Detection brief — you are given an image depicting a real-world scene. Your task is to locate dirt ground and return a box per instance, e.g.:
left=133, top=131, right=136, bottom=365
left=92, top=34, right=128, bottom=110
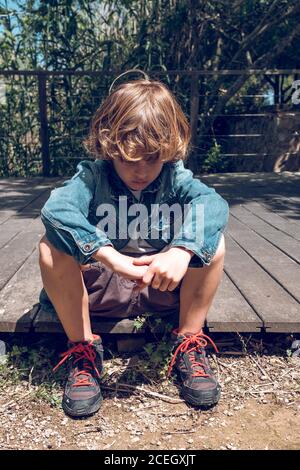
left=0, top=332, right=299, bottom=451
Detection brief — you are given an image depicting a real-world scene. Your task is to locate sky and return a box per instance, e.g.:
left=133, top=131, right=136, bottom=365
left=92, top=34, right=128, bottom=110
left=0, top=0, right=23, bottom=33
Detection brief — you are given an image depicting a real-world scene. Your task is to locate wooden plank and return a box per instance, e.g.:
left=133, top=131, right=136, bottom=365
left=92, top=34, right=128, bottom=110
left=33, top=302, right=180, bottom=334
left=0, top=179, right=46, bottom=211
left=1, top=172, right=300, bottom=335
left=261, top=196, right=300, bottom=227
left=206, top=271, right=262, bottom=332
left=227, top=215, right=300, bottom=302
left=0, top=177, right=45, bottom=189
left=202, top=181, right=300, bottom=230
left=238, top=201, right=300, bottom=242
left=0, top=219, right=26, bottom=249
left=33, top=308, right=147, bottom=334
left=0, top=248, right=41, bottom=332
left=0, top=188, right=57, bottom=249
left=201, top=171, right=300, bottom=190
left=229, top=205, right=300, bottom=264
left=0, top=217, right=44, bottom=290
left=9, top=185, right=58, bottom=219
left=0, top=177, right=64, bottom=190
left=0, top=210, right=16, bottom=225
left=201, top=173, right=300, bottom=210
left=0, top=177, right=62, bottom=212
left=224, top=233, right=300, bottom=332
left=0, top=180, right=63, bottom=229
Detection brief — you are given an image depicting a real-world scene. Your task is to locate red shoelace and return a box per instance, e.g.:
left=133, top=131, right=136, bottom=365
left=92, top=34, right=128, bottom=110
left=167, top=330, right=219, bottom=378
left=53, top=341, right=101, bottom=387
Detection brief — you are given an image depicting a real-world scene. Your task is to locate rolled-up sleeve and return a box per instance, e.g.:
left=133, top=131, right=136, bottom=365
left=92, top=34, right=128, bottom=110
left=40, top=160, right=113, bottom=265
left=169, top=162, right=229, bottom=266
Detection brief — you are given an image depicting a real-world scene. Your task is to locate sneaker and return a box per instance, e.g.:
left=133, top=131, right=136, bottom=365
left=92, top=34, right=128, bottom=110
left=168, top=329, right=221, bottom=407
left=53, top=334, right=104, bottom=417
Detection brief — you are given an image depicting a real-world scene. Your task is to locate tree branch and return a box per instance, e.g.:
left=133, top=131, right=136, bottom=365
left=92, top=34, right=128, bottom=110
left=228, top=1, right=300, bottom=69
left=206, top=21, right=300, bottom=131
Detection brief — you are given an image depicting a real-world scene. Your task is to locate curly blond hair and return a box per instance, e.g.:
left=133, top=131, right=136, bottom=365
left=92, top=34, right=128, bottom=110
left=83, top=76, right=191, bottom=162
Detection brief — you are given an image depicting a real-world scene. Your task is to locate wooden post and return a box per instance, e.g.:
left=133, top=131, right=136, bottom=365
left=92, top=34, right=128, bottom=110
left=189, top=71, right=200, bottom=173
left=38, top=73, right=50, bottom=176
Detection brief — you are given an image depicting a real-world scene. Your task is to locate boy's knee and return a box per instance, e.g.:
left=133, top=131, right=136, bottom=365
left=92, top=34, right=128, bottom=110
left=38, top=234, right=70, bottom=266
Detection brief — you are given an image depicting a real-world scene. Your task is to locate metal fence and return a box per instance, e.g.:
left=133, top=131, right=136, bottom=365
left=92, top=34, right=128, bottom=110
left=0, top=68, right=300, bottom=176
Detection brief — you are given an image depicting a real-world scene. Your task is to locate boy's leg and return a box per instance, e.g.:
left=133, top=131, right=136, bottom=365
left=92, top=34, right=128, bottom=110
left=179, top=233, right=225, bottom=333
left=168, top=234, right=225, bottom=407
left=39, top=235, right=103, bottom=417
left=39, top=235, right=94, bottom=342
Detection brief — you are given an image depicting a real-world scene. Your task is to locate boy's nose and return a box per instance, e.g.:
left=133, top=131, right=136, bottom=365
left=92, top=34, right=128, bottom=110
left=135, top=168, right=147, bottom=176
left=135, top=163, right=147, bottom=177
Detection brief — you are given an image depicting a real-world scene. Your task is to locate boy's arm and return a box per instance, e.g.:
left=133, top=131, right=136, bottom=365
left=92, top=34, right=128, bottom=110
left=169, top=161, right=229, bottom=266
left=40, top=160, right=113, bottom=265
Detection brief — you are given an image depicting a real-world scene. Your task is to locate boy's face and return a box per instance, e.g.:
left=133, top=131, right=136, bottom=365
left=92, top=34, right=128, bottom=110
left=112, top=157, right=164, bottom=191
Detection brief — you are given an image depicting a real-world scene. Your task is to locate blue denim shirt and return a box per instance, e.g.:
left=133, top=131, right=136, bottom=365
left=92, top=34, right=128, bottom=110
left=40, top=159, right=229, bottom=267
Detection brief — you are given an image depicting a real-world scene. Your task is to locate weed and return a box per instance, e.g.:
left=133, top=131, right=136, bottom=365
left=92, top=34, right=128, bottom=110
left=236, top=333, right=251, bottom=354
left=133, top=314, right=150, bottom=331
left=34, top=384, right=61, bottom=408
left=0, top=314, right=178, bottom=405
left=201, top=138, right=232, bottom=173
left=135, top=314, right=176, bottom=381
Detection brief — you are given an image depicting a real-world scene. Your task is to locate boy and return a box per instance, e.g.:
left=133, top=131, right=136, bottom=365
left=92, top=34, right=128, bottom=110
left=38, top=73, right=229, bottom=417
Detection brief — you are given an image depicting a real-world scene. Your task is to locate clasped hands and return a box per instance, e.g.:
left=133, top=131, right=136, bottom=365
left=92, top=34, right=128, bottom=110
left=94, top=246, right=193, bottom=292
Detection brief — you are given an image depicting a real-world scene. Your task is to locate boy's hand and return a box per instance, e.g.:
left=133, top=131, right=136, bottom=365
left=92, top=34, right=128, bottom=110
left=92, top=246, right=148, bottom=280
left=132, top=247, right=193, bottom=291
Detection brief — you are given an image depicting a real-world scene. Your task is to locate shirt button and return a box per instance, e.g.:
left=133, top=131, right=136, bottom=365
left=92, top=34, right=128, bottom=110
left=83, top=243, right=92, bottom=251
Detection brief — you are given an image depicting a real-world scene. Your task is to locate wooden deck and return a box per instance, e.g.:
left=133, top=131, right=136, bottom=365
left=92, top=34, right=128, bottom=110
left=0, top=172, right=300, bottom=335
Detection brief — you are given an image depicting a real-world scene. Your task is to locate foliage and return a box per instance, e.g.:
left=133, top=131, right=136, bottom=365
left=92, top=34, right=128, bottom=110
left=133, top=313, right=151, bottom=331
left=0, top=321, right=177, bottom=407
left=138, top=313, right=175, bottom=380
left=201, top=138, right=232, bottom=173
left=1, top=0, right=300, bottom=175
left=0, top=334, right=66, bottom=408
left=120, top=312, right=177, bottom=382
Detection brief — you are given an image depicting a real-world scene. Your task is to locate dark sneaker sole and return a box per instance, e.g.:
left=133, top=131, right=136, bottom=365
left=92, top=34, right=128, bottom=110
left=62, top=396, right=103, bottom=418
left=181, top=387, right=221, bottom=407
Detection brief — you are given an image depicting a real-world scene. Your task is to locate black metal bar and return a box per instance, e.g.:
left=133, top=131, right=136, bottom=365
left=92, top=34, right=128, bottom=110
left=188, top=71, right=200, bottom=172
left=38, top=74, right=50, bottom=176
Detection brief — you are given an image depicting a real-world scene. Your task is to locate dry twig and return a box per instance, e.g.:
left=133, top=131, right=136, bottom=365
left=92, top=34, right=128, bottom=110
left=249, top=355, right=272, bottom=380
left=102, top=383, right=185, bottom=404
left=0, top=390, right=34, bottom=412
left=164, top=429, right=196, bottom=435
